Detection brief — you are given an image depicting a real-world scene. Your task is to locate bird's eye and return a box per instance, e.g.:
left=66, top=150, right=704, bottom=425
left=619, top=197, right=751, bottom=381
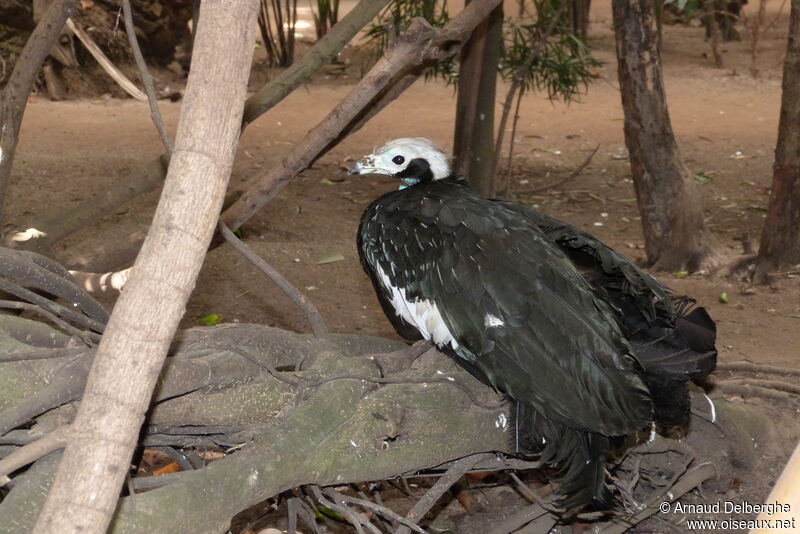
left=392, top=155, right=405, bottom=165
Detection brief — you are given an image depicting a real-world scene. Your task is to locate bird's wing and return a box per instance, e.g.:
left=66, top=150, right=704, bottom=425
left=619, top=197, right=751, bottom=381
left=374, top=188, right=653, bottom=436
left=498, top=201, right=676, bottom=325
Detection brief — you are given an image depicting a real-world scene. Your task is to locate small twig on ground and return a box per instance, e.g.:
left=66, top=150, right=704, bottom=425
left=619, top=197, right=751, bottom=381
left=0, top=425, right=70, bottom=486
left=514, top=144, right=601, bottom=195
left=396, top=453, right=494, bottom=534
left=288, top=496, right=322, bottom=534
left=310, top=485, right=377, bottom=534
left=218, top=221, right=327, bottom=336
left=509, top=472, right=556, bottom=511
left=322, top=487, right=426, bottom=533
left=121, top=0, right=173, bottom=154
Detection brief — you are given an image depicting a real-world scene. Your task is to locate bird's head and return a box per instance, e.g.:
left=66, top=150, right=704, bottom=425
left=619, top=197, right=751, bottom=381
left=348, top=138, right=452, bottom=187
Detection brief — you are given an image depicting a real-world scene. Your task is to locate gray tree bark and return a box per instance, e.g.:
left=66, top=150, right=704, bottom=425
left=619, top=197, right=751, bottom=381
left=754, top=0, right=800, bottom=282
left=612, top=0, right=715, bottom=271
left=31, top=1, right=260, bottom=532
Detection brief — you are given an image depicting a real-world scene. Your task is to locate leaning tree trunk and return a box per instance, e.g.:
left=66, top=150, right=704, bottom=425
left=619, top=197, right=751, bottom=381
left=453, top=0, right=503, bottom=197
left=31, top=2, right=259, bottom=533
left=754, top=0, right=800, bottom=283
left=0, top=0, right=76, bottom=225
left=612, top=0, right=714, bottom=271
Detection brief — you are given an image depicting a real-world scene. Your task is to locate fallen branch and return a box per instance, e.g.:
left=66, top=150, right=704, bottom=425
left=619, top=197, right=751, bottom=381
left=0, top=278, right=105, bottom=334
left=321, top=487, right=427, bottom=534
left=312, top=485, right=379, bottom=534
left=714, top=382, right=798, bottom=401
left=218, top=221, right=327, bottom=335
left=221, top=0, right=504, bottom=231
left=122, top=0, right=174, bottom=154
left=65, top=18, right=146, bottom=101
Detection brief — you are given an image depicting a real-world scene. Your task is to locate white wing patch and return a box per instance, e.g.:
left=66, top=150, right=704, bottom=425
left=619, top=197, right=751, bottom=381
left=484, top=314, right=504, bottom=328
left=375, top=264, right=459, bottom=350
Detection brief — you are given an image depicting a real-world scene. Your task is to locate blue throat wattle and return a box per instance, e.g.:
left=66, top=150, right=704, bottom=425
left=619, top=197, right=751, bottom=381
left=399, top=177, right=420, bottom=190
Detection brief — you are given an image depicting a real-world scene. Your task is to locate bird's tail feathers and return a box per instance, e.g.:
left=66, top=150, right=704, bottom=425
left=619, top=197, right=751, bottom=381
left=512, top=402, right=618, bottom=514
left=632, top=305, right=717, bottom=429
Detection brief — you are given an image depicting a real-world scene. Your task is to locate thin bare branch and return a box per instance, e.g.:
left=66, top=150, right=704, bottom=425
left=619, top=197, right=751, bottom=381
left=218, top=222, right=327, bottom=336
left=122, top=0, right=174, bottom=154
left=492, top=2, right=568, bottom=181
left=396, top=453, right=494, bottom=534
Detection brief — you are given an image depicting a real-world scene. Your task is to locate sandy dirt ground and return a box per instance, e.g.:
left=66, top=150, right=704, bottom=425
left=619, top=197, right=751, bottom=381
left=4, top=1, right=800, bottom=531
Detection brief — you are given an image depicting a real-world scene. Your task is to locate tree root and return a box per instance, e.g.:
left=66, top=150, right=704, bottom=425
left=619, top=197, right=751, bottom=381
left=716, top=361, right=800, bottom=377
left=0, top=318, right=778, bottom=534
left=0, top=426, right=69, bottom=486
left=0, top=247, right=108, bottom=327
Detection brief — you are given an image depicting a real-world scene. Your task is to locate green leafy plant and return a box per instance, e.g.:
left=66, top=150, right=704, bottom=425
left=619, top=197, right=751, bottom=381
left=363, top=0, right=455, bottom=81
left=313, top=0, right=341, bottom=40
left=498, top=16, right=600, bottom=101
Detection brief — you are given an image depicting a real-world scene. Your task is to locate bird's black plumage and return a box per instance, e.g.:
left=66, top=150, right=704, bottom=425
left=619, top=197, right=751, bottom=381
left=353, top=140, right=717, bottom=512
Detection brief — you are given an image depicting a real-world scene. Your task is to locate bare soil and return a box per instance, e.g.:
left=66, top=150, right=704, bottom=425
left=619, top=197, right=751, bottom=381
left=5, top=0, right=800, bottom=531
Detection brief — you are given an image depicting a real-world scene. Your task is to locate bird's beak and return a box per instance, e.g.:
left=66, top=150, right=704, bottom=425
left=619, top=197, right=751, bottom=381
left=348, top=154, right=389, bottom=176
left=348, top=161, right=365, bottom=175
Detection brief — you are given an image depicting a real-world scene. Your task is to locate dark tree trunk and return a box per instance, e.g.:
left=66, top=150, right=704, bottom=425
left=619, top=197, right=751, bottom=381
left=754, top=0, right=800, bottom=282
left=569, top=0, right=591, bottom=41
left=453, top=1, right=503, bottom=197
left=612, top=0, right=714, bottom=271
